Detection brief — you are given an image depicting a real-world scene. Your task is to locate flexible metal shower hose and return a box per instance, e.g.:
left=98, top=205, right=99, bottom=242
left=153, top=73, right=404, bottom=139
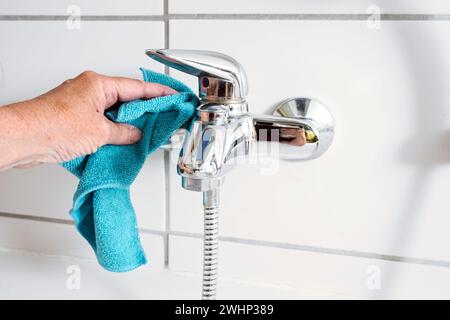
left=202, top=189, right=219, bottom=300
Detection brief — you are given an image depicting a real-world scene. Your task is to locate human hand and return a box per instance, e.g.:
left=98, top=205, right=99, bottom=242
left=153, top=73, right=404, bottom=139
left=0, top=71, right=177, bottom=170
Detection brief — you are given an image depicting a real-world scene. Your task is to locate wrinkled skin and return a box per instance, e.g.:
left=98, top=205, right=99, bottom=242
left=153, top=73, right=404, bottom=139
left=0, top=71, right=177, bottom=171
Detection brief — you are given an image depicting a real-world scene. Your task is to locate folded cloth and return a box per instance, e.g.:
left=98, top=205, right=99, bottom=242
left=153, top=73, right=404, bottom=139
left=61, top=68, right=198, bottom=272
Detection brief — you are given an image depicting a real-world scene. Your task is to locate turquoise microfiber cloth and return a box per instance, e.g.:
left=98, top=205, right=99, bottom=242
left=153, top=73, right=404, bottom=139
left=61, top=68, right=198, bottom=272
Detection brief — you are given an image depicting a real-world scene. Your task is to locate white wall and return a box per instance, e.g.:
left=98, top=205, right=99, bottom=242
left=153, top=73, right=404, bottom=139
left=1, top=0, right=450, bottom=299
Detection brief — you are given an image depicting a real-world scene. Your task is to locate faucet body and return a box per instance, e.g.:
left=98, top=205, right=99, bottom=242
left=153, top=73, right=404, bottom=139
left=178, top=104, right=255, bottom=191
left=146, top=49, right=334, bottom=192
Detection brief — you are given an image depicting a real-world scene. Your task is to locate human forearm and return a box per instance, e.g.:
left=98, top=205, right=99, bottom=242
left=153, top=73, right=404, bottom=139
left=0, top=99, right=48, bottom=170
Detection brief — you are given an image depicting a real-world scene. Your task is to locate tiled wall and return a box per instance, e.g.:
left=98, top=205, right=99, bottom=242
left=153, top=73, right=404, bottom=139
left=1, top=1, right=450, bottom=299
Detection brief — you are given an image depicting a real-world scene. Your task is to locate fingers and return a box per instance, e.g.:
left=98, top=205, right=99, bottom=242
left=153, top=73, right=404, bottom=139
left=102, top=75, right=178, bottom=108
left=104, top=119, right=142, bottom=145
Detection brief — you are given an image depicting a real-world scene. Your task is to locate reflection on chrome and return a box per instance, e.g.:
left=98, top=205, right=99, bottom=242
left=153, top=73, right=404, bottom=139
left=147, top=49, right=334, bottom=191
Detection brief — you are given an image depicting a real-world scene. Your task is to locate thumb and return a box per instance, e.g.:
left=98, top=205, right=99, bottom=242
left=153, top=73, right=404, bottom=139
left=105, top=120, right=142, bottom=145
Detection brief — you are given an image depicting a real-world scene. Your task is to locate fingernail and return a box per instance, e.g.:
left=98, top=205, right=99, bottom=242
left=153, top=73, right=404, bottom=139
left=129, top=126, right=142, bottom=143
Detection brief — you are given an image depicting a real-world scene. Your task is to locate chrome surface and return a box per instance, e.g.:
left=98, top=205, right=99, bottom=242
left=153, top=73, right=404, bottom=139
left=254, top=98, right=334, bottom=160
left=147, top=49, right=335, bottom=190
left=145, top=49, right=248, bottom=110
left=147, top=49, right=335, bottom=300
left=202, top=189, right=219, bottom=300
left=177, top=112, right=255, bottom=191
left=197, top=103, right=229, bottom=125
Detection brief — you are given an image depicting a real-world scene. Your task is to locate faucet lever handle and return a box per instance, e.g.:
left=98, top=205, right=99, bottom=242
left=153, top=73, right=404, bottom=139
left=145, top=49, right=248, bottom=103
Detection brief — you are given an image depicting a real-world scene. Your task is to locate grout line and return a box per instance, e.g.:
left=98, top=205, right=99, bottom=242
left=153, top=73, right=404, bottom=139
left=218, top=236, right=450, bottom=269
left=3, top=212, right=450, bottom=269
left=1, top=14, right=450, bottom=21
left=163, top=151, right=171, bottom=267
left=3, top=210, right=450, bottom=269
left=0, top=211, right=167, bottom=236
left=0, top=246, right=97, bottom=264
left=167, top=230, right=450, bottom=269
left=163, top=0, right=170, bottom=74
left=162, top=0, right=170, bottom=267
left=140, top=228, right=166, bottom=237
left=164, top=234, right=170, bottom=267
left=0, top=15, right=164, bottom=21
left=0, top=211, right=73, bottom=225
left=168, top=13, right=450, bottom=21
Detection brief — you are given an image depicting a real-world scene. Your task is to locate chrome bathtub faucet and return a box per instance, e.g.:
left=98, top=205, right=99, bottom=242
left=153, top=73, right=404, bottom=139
left=146, top=49, right=335, bottom=299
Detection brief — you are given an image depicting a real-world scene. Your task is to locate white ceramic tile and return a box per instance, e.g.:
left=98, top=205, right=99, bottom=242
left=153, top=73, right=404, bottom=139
left=0, top=21, right=164, bottom=105
left=0, top=164, right=77, bottom=218
left=170, top=0, right=450, bottom=14
left=0, top=216, right=165, bottom=269
left=0, top=154, right=166, bottom=230
left=0, top=216, right=94, bottom=259
left=169, top=20, right=450, bottom=262
left=0, top=249, right=339, bottom=299
left=169, top=235, right=450, bottom=299
left=0, top=20, right=166, bottom=229
left=131, top=150, right=167, bottom=230
left=0, top=0, right=162, bottom=15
